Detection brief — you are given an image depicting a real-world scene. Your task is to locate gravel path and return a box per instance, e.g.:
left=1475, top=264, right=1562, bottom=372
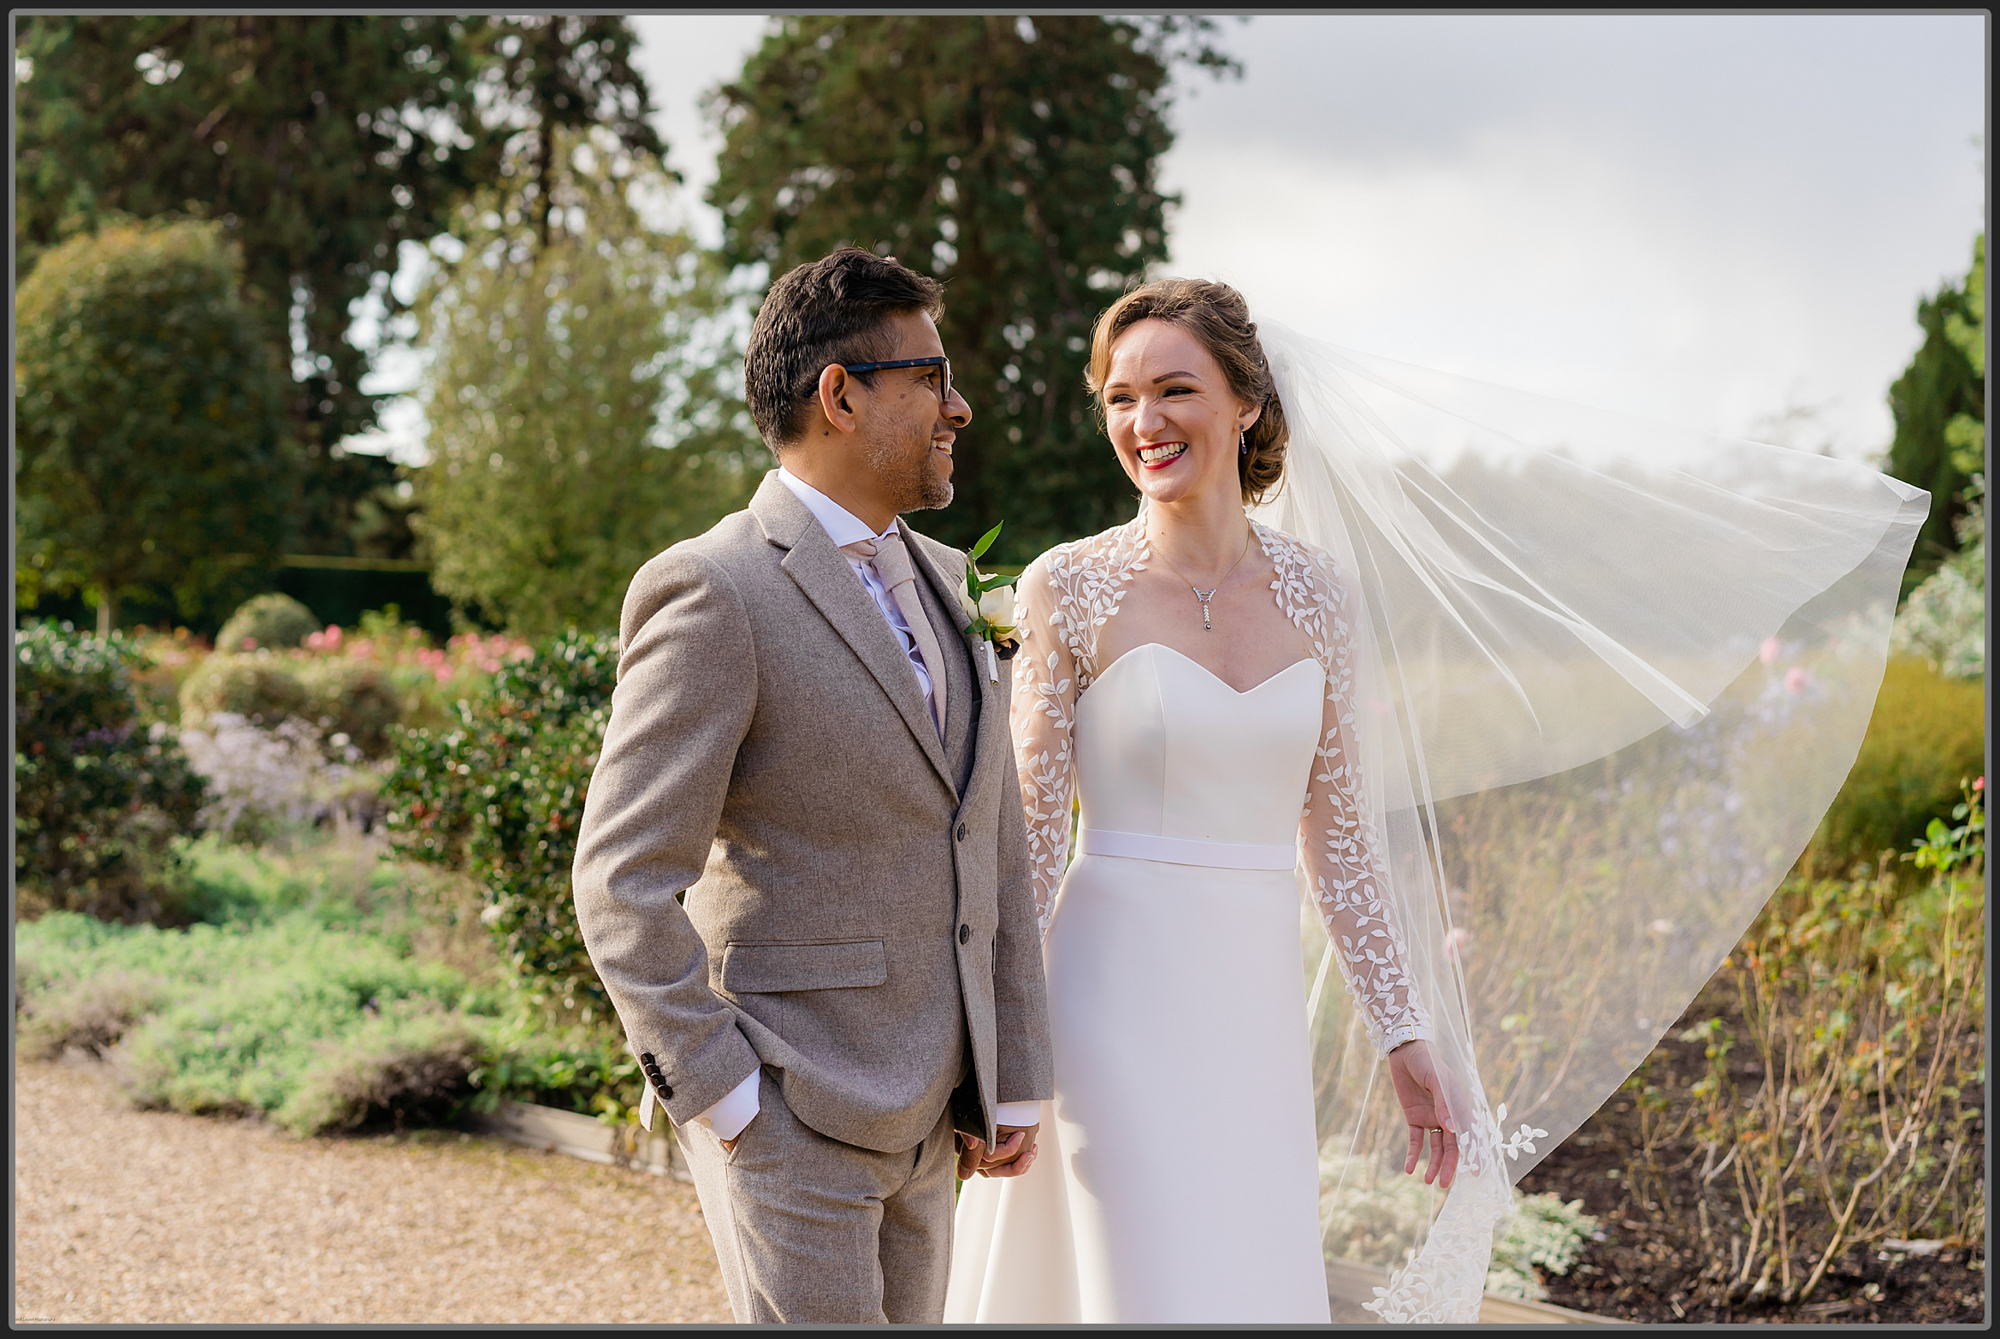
left=13, top=1057, right=729, bottom=1325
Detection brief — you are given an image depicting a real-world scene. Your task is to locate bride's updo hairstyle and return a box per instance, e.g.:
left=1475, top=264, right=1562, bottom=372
left=1085, top=278, right=1289, bottom=505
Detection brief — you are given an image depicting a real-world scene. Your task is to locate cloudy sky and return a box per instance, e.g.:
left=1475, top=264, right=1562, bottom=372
left=369, top=14, right=1983, bottom=464
left=638, top=13, right=1985, bottom=460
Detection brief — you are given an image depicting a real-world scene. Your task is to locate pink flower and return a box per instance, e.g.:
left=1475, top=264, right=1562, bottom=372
left=240, top=636, right=258, bottom=650
left=1445, top=926, right=1471, bottom=961
left=1976, top=777, right=1986, bottom=792
left=1760, top=636, right=1781, bottom=667
left=1784, top=666, right=1809, bottom=695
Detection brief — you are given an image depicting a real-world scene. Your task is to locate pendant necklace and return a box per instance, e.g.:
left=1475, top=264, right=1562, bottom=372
left=1149, top=525, right=1253, bottom=632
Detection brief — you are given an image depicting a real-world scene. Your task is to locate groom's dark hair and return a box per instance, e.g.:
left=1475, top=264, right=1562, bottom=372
left=745, top=247, right=945, bottom=448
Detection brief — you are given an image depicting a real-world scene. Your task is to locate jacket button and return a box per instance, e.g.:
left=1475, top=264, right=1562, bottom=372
left=959, top=923, right=971, bottom=945
left=955, top=822, right=968, bottom=841
left=659, top=1083, right=674, bottom=1100
left=639, top=1052, right=656, bottom=1066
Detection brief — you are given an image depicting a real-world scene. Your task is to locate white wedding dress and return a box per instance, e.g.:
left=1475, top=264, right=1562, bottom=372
left=946, top=519, right=1436, bottom=1325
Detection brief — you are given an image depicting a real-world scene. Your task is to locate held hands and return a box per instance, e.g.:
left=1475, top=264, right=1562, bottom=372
left=955, top=1123, right=1040, bottom=1180
left=1387, top=1039, right=1459, bottom=1189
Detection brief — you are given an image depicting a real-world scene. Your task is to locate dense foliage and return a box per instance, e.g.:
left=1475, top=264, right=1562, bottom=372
left=710, top=15, right=1235, bottom=560
left=15, top=221, right=294, bottom=634
left=14, top=17, right=487, bottom=448
left=15, top=838, right=647, bottom=1133
left=214, top=593, right=321, bottom=653
left=1814, top=658, right=1986, bottom=871
left=14, top=15, right=669, bottom=570
left=415, top=131, right=756, bottom=639
left=1885, top=233, right=1985, bottom=593
left=14, top=624, right=208, bottom=923
left=380, top=630, right=619, bottom=1023
left=469, top=16, right=664, bottom=249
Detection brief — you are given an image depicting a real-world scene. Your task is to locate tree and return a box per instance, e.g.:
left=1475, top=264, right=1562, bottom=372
left=413, top=130, right=759, bottom=640
left=15, top=16, right=492, bottom=457
left=1942, top=232, right=1985, bottom=487
left=708, top=15, right=1235, bottom=560
left=13, top=16, right=668, bottom=560
left=469, top=16, right=666, bottom=251
left=15, top=221, right=294, bottom=636
left=1884, top=235, right=1984, bottom=593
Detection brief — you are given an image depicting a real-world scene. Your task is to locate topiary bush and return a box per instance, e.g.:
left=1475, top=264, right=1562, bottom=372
left=1812, top=657, right=1986, bottom=873
left=380, top=629, right=618, bottom=1024
left=294, top=656, right=404, bottom=757
left=178, top=650, right=311, bottom=728
left=14, top=622, right=209, bottom=923
left=215, top=592, right=321, bottom=652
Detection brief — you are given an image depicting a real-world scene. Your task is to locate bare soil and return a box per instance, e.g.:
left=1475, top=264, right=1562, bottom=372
left=12, top=1055, right=729, bottom=1325
left=1517, top=989, right=1987, bottom=1326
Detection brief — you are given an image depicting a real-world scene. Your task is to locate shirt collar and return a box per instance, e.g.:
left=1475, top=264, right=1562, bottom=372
left=776, top=466, right=896, bottom=548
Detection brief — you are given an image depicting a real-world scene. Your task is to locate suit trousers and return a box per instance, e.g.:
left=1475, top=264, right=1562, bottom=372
left=678, top=1068, right=959, bottom=1323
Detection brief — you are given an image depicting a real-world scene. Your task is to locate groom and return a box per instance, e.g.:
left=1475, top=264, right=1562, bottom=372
left=572, top=247, right=1053, bottom=1324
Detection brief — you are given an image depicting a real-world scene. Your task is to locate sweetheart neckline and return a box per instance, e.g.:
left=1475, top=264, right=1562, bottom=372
left=1089, top=642, right=1322, bottom=699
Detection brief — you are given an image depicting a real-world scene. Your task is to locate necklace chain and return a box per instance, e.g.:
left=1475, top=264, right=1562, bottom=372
left=1148, top=525, right=1253, bottom=632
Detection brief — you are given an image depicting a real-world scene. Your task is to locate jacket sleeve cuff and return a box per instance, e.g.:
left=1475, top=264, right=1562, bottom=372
left=690, top=1068, right=762, bottom=1140
left=993, top=1099, right=1044, bottom=1128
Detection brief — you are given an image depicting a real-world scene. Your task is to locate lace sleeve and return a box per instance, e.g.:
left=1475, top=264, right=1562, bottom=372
left=1010, top=558, right=1078, bottom=939
left=1267, top=526, right=1436, bottom=1057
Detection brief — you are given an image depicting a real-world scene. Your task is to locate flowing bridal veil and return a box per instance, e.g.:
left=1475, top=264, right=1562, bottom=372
left=1245, top=322, right=1927, bottom=1321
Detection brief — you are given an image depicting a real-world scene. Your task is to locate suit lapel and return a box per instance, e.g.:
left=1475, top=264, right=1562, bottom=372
left=752, top=475, right=954, bottom=790
left=903, top=523, right=983, bottom=779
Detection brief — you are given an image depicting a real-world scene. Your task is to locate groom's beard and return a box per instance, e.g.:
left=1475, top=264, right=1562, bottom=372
left=869, top=430, right=955, bottom=512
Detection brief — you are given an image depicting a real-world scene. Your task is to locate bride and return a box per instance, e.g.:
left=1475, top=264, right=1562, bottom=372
left=946, top=279, right=1926, bottom=1323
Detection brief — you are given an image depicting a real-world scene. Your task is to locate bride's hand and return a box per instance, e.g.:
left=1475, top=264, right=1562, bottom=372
left=1387, top=1039, right=1459, bottom=1189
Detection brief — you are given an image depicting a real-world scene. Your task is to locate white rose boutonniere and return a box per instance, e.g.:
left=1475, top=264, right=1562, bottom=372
left=962, top=521, right=1021, bottom=683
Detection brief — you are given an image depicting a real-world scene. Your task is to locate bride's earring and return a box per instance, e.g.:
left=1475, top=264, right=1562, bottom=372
left=1239, top=428, right=1248, bottom=456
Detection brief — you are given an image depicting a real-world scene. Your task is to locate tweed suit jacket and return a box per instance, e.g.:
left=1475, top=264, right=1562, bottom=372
left=572, top=471, right=1053, bottom=1153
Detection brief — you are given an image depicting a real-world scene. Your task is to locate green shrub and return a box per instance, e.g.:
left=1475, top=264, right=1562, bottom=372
left=273, top=1010, right=486, bottom=1135
left=14, top=622, right=208, bottom=923
left=1813, top=658, right=1985, bottom=872
left=1488, top=1193, right=1600, bottom=1301
left=381, top=629, right=618, bottom=1023
left=19, top=904, right=492, bottom=1133
left=15, top=833, right=650, bottom=1135
left=216, top=592, right=321, bottom=652
left=16, top=968, right=170, bottom=1059
left=294, top=656, right=404, bottom=757
left=179, top=650, right=310, bottom=727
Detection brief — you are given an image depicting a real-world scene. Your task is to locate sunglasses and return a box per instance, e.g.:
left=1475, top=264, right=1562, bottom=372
left=839, top=355, right=954, bottom=406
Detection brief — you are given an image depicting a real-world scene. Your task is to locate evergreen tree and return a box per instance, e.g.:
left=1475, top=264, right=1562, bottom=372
left=15, top=17, right=492, bottom=455
left=1885, top=237, right=1985, bottom=593
left=470, top=16, right=666, bottom=251
left=709, top=15, right=1234, bottom=560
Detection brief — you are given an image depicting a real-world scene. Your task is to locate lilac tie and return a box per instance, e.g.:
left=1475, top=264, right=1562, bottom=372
left=841, top=531, right=947, bottom=739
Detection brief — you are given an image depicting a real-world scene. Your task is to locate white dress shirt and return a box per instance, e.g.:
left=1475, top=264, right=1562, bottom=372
left=689, top=469, right=1040, bottom=1141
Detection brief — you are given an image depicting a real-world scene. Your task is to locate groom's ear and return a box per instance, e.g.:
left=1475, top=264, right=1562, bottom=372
left=815, top=364, right=863, bottom=438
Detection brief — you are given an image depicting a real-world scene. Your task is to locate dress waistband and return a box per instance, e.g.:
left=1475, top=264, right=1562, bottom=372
left=1076, top=827, right=1298, bottom=871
